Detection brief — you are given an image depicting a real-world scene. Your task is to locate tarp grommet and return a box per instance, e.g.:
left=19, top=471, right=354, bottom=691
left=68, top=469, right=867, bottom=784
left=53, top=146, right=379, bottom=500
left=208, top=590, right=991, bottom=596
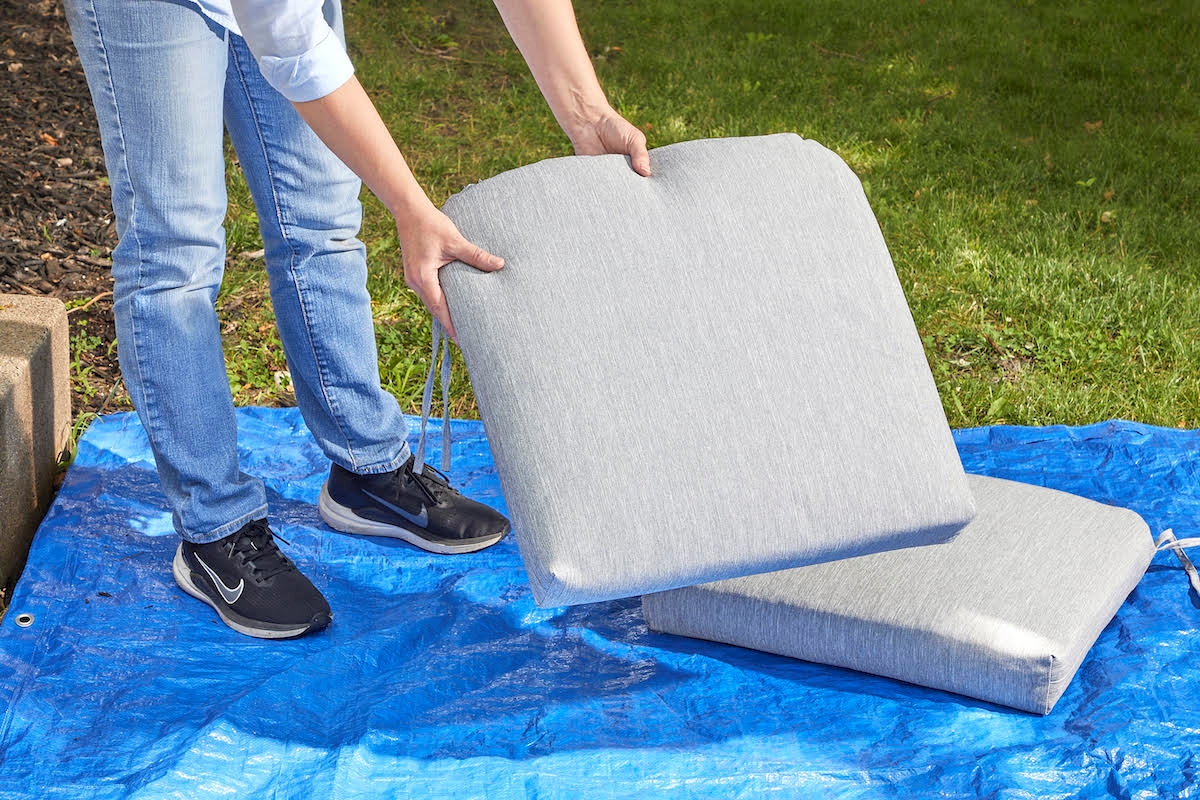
left=13, top=613, right=34, bottom=628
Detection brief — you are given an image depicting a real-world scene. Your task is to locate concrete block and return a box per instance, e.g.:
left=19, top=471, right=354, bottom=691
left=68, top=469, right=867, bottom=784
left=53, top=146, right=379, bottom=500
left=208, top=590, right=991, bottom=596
left=0, top=295, right=71, bottom=603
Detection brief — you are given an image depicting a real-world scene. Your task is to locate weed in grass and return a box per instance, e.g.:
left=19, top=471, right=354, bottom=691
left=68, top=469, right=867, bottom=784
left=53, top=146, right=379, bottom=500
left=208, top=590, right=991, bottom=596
left=69, top=319, right=102, bottom=404
left=217, top=260, right=293, bottom=406
left=223, top=145, right=265, bottom=259
left=57, top=319, right=107, bottom=472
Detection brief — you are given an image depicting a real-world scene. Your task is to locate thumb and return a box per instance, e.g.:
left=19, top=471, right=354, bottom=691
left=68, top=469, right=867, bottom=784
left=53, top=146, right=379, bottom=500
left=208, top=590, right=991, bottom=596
left=627, top=130, right=651, bottom=176
left=454, top=239, right=505, bottom=273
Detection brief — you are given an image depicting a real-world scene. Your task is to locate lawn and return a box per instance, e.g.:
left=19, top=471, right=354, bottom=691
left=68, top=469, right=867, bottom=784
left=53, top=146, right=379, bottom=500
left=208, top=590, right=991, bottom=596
left=219, top=0, right=1200, bottom=427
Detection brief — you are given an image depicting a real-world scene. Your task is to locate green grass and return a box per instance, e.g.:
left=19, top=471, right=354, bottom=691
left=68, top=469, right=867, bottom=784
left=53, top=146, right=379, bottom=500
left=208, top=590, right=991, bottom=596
left=218, top=0, right=1200, bottom=427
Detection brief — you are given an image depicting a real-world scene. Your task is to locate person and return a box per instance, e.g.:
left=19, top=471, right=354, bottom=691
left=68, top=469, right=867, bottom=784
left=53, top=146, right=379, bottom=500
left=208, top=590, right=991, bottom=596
left=62, top=0, right=650, bottom=639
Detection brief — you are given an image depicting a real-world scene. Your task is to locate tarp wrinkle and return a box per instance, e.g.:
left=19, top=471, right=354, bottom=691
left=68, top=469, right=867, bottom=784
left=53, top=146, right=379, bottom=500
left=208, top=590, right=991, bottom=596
left=0, top=409, right=1197, bottom=798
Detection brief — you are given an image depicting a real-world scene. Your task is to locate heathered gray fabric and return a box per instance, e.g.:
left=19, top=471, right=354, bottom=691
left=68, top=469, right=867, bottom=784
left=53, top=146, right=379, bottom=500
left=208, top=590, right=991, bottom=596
left=440, top=134, right=976, bottom=607
left=643, top=474, right=1154, bottom=714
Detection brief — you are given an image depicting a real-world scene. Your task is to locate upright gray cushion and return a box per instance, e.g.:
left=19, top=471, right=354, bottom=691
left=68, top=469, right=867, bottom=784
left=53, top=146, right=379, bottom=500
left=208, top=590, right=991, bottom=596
left=643, top=474, right=1155, bottom=714
left=440, top=134, right=976, bottom=607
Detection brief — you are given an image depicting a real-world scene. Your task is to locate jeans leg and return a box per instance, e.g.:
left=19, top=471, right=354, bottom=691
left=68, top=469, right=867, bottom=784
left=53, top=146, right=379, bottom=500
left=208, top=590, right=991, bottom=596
left=221, top=27, right=411, bottom=475
left=63, top=0, right=268, bottom=542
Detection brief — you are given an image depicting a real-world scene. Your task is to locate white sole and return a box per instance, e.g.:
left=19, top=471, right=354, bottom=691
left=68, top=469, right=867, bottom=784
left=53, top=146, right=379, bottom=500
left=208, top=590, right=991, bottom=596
left=317, top=482, right=505, bottom=555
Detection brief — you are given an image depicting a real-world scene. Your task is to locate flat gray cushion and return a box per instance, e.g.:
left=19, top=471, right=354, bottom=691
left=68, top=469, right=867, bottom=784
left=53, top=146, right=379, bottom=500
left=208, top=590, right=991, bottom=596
left=643, top=474, right=1155, bottom=714
left=441, top=134, right=976, bottom=606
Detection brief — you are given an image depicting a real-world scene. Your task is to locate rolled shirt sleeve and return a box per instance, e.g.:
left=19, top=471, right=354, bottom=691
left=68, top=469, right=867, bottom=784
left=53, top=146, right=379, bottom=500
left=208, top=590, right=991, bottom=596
left=225, top=0, right=355, bottom=102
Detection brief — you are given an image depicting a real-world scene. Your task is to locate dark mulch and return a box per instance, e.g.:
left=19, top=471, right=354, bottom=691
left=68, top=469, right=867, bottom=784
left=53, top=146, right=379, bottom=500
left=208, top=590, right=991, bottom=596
left=2, top=0, right=125, bottom=418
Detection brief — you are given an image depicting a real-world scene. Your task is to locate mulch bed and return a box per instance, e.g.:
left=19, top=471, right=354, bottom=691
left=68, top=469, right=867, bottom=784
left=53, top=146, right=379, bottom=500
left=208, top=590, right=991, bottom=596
left=3, top=0, right=126, bottom=418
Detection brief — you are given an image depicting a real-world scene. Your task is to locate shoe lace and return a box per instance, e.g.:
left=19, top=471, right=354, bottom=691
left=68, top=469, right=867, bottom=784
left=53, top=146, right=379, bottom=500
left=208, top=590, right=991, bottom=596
left=405, top=457, right=455, bottom=507
left=223, top=520, right=295, bottom=582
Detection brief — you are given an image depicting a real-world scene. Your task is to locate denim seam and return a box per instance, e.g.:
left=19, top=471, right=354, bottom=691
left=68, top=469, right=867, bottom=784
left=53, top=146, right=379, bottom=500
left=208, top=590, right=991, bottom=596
left=227, top=38, right=361, bottom=471
left=85, top=0, right=165, bottom=513
left=339, top=446, right=410, bottom=476
left=187, top=505, right=270, bottom=545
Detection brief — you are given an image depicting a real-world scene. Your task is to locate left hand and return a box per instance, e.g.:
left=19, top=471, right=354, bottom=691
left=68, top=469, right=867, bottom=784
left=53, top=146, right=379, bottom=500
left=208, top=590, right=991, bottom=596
left=569, top=108, right=651, bottom=176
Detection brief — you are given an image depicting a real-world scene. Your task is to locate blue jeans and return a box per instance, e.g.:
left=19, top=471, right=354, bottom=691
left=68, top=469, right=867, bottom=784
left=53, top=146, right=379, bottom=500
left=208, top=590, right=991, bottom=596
left=64, top=0, right=411, bottom=543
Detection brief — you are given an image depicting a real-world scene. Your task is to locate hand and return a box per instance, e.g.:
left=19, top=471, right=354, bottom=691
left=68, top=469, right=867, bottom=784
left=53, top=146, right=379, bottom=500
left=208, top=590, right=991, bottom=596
left=569, top=108, right=651, bottom=176
left=397, top=207, right=504, bottom=341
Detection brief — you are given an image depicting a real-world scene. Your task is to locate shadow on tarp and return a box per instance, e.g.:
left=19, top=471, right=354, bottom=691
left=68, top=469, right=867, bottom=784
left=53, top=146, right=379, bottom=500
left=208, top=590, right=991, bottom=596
left=0, top=409, right=1196, bottom=799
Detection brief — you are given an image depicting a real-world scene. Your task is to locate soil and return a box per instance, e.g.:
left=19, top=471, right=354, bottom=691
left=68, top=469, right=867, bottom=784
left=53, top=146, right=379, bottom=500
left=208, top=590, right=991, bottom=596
left=2, top=0, right=128, bottom=418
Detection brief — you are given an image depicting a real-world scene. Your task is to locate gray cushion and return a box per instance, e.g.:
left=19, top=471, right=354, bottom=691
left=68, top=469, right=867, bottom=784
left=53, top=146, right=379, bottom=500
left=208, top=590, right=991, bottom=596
left=643, top=474, right=1155, bottom=714
left=440, top=134, right=976, bottom=606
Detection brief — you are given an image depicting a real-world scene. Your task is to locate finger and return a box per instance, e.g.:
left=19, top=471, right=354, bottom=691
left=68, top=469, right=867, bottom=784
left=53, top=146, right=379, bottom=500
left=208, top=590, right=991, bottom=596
left=628, top=133, right=652, bottom=177
left=608, top=118, right=650, bottom=176
left=404, top=260, right=459, bottom=341
left=453, top=239, right=505, bottom=273
left=424, top=283, right=458, bottom=342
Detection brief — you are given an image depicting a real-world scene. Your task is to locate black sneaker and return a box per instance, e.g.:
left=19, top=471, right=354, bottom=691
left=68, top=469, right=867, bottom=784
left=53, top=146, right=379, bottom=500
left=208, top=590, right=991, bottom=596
left=318, top=455, right=510, bottom=554
left=172, top=519, right=332, bottom=639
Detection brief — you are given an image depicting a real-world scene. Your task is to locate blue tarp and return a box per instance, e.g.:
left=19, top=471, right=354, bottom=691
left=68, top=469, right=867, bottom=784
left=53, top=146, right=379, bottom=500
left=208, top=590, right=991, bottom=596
left=1, top=408, right=1197, bottom=798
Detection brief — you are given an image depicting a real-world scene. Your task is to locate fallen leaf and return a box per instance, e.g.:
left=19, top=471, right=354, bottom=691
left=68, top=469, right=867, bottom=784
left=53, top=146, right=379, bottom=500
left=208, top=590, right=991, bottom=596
left=1025, top=199, right=1039, bottom=206
left=1084, top=120, right=1103, bottom=133
left=7, top=62, right=22, bottom=72
left=1043, top=152, right=1054, bottom=171
left=40, top=132, right=58, bottom=146
left=1102, top=189, right=1115, bottom=202
left=1100, top=210, right=1115, bottom=224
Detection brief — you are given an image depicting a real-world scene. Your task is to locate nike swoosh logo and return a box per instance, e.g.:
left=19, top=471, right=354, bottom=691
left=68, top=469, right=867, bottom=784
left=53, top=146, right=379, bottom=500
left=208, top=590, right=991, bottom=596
left=363, top=490, right=428, bottom=528
left=195, top=555, right=245, bottom=604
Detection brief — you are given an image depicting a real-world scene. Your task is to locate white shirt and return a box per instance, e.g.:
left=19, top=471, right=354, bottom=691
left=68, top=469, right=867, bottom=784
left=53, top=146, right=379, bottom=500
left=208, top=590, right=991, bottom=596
left=189, top=0, right=354, bottom=102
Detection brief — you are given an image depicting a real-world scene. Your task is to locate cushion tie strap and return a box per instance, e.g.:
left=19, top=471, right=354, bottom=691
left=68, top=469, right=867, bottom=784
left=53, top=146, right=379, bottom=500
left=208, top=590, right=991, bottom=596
left=1155, top=529, right=1200, bottom=597
left=414, top=317, right=453, bottom=476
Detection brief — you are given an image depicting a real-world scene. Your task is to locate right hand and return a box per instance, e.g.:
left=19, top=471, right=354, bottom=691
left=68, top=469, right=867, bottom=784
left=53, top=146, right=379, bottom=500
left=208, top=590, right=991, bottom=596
left=569, top=107, right=652, bottom=177
left=396, top=207, right=504, bottom=341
